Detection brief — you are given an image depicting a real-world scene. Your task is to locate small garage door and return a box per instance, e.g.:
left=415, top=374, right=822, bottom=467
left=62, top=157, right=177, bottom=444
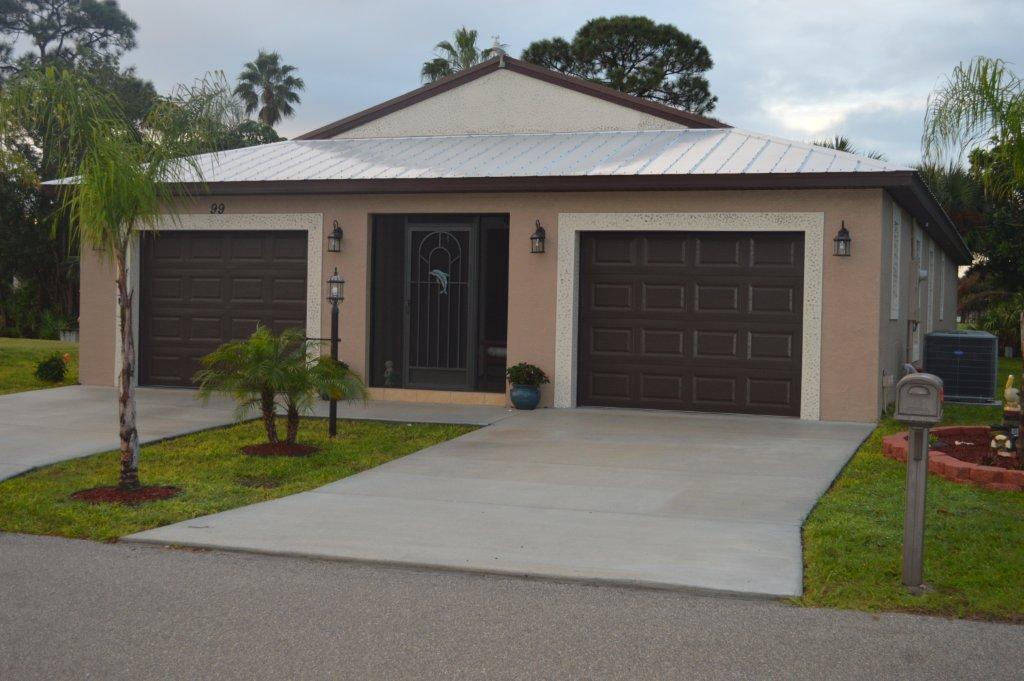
left=578, top=231, right=803, bottom=416
left=140, top=231, right=307, bottom=387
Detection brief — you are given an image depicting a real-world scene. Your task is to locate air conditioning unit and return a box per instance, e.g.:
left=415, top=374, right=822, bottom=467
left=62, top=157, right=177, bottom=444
left=923, top=330, right=999, bottom=405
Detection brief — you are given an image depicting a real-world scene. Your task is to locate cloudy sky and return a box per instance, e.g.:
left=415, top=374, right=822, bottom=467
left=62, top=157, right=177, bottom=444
left=114, top=0, right=1022, bottom=165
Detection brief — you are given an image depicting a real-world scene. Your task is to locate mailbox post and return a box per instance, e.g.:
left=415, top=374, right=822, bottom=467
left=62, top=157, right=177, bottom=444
left=893, top=373, right=944, bottom=592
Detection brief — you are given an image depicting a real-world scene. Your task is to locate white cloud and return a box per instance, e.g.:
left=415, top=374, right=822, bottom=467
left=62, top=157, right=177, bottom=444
left=761, top=90, right=928, bottom=138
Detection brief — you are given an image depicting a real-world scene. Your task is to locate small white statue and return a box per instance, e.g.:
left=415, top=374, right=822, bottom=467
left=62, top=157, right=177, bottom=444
left=1005, top=375, right=1020, bottom=410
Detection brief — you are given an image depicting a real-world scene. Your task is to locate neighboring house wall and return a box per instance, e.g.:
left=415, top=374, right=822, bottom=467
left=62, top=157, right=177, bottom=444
left=80, top=188, right=898, bottom=422
left=877, top=192, right=957, bottom=413
left=333, top=69, right=687, bottom=138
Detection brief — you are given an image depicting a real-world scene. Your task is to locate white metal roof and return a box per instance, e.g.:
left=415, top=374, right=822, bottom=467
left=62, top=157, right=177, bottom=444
left=137, top=128, right=908, bottom=184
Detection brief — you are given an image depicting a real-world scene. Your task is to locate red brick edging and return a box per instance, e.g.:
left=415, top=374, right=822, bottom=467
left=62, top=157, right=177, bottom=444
left=882, top=426, right=1024, bottom=492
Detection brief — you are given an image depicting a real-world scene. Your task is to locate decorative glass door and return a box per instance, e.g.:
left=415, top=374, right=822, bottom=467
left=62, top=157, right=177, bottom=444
left=403, top=224, right=478, bottom=389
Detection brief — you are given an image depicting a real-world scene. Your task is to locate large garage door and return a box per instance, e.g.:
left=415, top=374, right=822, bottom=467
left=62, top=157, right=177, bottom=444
left=578, top=232, right=803, bottom=416
left=140, top=231, right=307, bottom=387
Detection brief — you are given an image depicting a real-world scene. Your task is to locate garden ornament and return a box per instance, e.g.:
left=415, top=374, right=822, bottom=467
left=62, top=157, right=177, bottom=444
left=1004, top=375, right=1020, bottom=410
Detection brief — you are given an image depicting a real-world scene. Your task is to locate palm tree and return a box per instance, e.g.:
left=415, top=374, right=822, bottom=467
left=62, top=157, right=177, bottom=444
left=194, top=325, right=300, bottom=444
left=0, top=68, right=236, bottom=491
left=195, top=326, right=367, bottom=446
left=812, top=135, right=887, bottom=161
left=923, top=57, right=1024, bottom=200
left=421, top=28, right=506, bottom=83
left=234, top=50, right=305, bottom=127
left=280, top=355, right=367, bottom=445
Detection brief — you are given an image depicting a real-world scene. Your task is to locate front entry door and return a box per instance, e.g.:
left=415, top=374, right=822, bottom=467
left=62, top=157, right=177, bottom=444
left=404, top=224, right=478, bottom=389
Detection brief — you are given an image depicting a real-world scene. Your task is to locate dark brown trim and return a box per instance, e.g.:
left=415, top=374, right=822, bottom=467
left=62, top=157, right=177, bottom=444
left=296, top=56, right=728, bottom=140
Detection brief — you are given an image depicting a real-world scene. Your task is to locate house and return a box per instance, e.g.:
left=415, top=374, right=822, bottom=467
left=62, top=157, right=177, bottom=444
left=75, top=56, right=969, bottom=422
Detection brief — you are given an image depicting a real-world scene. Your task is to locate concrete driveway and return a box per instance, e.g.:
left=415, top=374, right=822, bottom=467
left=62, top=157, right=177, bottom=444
left=128, top=408, right=873, bottom=597
left=0, top=385, right=507, bottom=481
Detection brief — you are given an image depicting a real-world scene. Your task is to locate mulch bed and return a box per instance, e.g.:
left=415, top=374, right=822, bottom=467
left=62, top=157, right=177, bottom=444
left=241, top=442, right=319, bottom=457
left=933, top=436, right=1022, bottom=470
left=882, top=426, right=1024, bottom=492
left=71, top=485, right=181, bottom=505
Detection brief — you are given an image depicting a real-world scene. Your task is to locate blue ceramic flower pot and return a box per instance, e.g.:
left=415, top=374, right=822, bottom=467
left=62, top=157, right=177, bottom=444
left=509, top=384, right=541, bottom=410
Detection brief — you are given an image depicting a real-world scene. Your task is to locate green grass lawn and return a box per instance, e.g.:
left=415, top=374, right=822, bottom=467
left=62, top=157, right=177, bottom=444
left=0, top=337, right=79, bottom=395
left=0, top=417, right=474, bottom=542
left=799, top=357, right=1024, bottom=621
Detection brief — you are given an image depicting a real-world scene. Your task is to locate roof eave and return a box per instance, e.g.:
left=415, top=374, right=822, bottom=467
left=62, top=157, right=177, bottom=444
left=168, top=170, right=969, bottom=263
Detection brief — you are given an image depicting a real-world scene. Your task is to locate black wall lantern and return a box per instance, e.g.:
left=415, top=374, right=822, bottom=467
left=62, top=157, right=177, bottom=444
left=833, top=221, right=852, bottom=257
left=530, top=220, right=546, bottom=254
left=327, top=219, right=343, bottom=252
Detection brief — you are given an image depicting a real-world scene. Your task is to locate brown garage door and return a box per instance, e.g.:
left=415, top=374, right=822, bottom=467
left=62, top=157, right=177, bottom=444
left=140, top=231, right=307, bottom=387
left=578, top=231, right=803, bottom=416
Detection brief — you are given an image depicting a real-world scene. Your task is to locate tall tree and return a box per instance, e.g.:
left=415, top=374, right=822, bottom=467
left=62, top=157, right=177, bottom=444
left=0, top=1, right=151, bottom=331
left=812, top=135, right=887, bottom=161
left=923, top=57, right=1024, bottom=200
left=421, top=27, right=504, bottom=82
left=521, top=16, right=717, bottom=114
left=0, top=68, right=236, bottom=491
left=0, top=0, right=136, bottom=70
left=234, top=50, right=304, bottom=127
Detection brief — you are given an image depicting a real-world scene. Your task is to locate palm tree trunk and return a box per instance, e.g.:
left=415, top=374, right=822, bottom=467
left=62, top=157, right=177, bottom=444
left=261, top=389, right=278, bottom=443
left=115, top=253, right=140, bottom=490
left=285, top=404, right=299, bottom=445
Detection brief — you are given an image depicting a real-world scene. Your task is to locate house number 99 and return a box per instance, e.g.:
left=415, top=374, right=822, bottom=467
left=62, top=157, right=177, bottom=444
left=210, top=203, right=225, bottom=214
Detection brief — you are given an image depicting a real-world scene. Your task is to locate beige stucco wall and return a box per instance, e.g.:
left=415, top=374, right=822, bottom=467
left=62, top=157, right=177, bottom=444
left=877, top=192, right=958, bottom=412
left=79, top=188, right=906, bottom=422
left=78, top=246, right=116, bottom=387
left=333, top=69, right=686, bottom=138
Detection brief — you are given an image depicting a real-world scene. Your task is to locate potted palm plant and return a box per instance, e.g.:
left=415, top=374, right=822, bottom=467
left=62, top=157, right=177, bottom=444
left=506, top=362, right=549, bottom=410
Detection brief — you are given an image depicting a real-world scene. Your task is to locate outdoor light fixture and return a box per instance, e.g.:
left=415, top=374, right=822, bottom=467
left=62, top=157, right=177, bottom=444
left=530, top=220, right=546, bottom=254
left=327, top=219, right=343, bottom=252
left=327, top=267, right=345, bottom=303
left=833, top=221, right=852, bottom=257
left=326, top=267, right=345, bottom=437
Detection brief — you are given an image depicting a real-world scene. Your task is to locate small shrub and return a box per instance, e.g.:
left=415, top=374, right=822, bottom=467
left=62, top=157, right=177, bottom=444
left=505, top=362, right=549, bottom=387
left=34, top=352, right=68, bottom=382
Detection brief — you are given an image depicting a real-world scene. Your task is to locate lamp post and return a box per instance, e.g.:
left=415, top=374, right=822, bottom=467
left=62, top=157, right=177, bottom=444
left=327, top=267, right=345, bottom=437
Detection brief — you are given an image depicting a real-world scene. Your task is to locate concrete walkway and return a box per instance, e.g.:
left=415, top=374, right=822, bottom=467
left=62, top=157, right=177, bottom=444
left=128, top=408, right=873, bottom=597
left=0, top=385, right=508, bottom=481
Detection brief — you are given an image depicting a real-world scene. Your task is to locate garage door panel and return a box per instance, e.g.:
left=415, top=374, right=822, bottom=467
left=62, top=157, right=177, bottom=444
left=695, top=283, right=740, bottom=312
left=641, top=328, right=686, bottom=358
left=141, top=231, right=307, bottom=387
left=642, top=236, right=687, bottom=265
left=694, top=235, right=741, bottom=266
left=579, top=231, right=802, bottom=416
left=590, top=282, right=633, bottom=310
left=750, top=234, right=800, bottom=267
left=749, top=284, right=798, bottom=314
left=188, top=277, right=223, bottom=301
left=641, top=282, right=686, bottom=311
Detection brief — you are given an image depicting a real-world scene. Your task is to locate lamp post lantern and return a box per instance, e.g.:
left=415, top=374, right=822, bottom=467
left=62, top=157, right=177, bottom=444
left=326, top=267, right=345, bottom=437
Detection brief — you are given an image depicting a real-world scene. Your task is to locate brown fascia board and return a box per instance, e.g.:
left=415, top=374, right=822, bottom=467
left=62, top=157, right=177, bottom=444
left=296, top=56, right=728, bottom=140
left=174, top=170, right=969, bottom=263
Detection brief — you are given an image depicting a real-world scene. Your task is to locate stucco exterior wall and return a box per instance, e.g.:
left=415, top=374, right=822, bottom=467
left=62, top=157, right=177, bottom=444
left=877, top=192, right=958, bottom=412
left=333, top=69, right=686, bottom=138
left=78, top=246, right=116, bottom=387
left=79, top=188, right=903, bottom=422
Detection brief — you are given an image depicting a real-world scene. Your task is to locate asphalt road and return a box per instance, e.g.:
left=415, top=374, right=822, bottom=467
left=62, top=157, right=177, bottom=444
left=1, top=533, right=1021, bottom=680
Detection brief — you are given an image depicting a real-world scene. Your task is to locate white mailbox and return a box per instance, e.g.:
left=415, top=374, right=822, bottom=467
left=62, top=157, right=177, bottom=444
left=894, top=373, right=943, bottom=426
